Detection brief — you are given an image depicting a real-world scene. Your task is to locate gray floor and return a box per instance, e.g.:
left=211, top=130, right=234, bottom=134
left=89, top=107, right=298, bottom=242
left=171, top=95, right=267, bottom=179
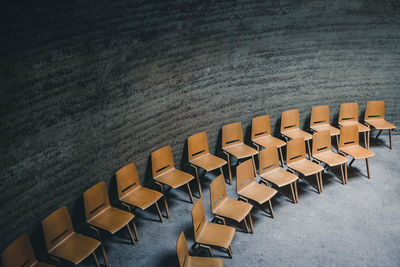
left=84, top=135, right=400, bottom=267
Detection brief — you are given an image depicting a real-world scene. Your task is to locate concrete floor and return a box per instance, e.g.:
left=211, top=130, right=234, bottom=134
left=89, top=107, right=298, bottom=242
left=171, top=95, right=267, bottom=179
left=82, top=135, right=400, bottom=267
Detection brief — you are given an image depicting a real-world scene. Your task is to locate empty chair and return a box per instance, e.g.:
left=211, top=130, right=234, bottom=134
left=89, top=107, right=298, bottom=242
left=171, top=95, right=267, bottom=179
left=1, top=234, right=55, bottom=267
left=188, top=131, right=227, bottom=197
left=258, top=147, right=299, bottom=203
left=192, top=198, right=235, bottom=258
left=152, top=145, right=197, bottom=217
left=84, top=181, right=138, bottom=250
left=222, top=122, right=258, bottom=184
left=281, top=109, right=313, bottom=158
left=210, top=175, right=254, bottom=233
left=42, top=206, right=108, bottom=267
left=310, top=105, right=340, bottom=148
left=339, top=125, right=375, bottom=179
left=364, top=100, right=396, bottom=150
left=312, top=130, right=349, bottom=184
left=339, top=102, right=370, bottom=149
left=286, top=138, right=324, bottom=194
left=251, top=115, right=286, bottom=166
left=116, top=162, right=165, bottom=222
left=236, top=159, right=277, bottom=218
left=176, top=231, right=223, bottom=267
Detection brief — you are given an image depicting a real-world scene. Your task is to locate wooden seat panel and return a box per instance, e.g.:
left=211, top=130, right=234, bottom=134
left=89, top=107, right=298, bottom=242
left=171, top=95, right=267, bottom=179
left=197, top=222, right=235, bottom=249
left=313, top=150, right=348, bottom=167
left=340, top=145, right=375, bottom=159
left=282, top=129, right=312, bottom=141
left=88, top=207, right=134, bottom=234
left=311, top=124, right=340, bottom=136
left=365, top=119, right=396, bottom=130
left=155, top=168, right=194, bottom=189
left=121, top=187, right=162, bottom=210
left=190, top=154, right=227, bottom=172
left=287, top=159, right=324, bottom=176
left=238, top=182, right=277, bottom=205
left=214, top=198, right=252, bottom=222
left=260, top=168, right=298, bottom=187
left=223, top=143, right=258, bottom=159
left=253, top=135, right=286, bottom=148
left=186, top=256, right=224, bottom=267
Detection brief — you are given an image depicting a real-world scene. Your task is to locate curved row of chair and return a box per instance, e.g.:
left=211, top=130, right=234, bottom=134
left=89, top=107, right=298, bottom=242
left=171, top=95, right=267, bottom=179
left=1, top=101, right=396, bottom=267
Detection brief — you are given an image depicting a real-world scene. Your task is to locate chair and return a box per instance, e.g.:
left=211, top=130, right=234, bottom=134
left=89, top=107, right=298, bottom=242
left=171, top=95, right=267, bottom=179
left=286, top=138, right=324, bottom=194
left=176, top=231, right=223, bottom=267
left=1, top=234, right=56, bottom=267
left=364, top=100, right=396, bottom=150
left=312, top=130, right=349, bottom=184
left=116, top=162, right=164, bottom=222
left=84, top=181, right=138, bottom=249
left=236, top=159, right=277, bottom=218
left=310, top=105, right=340, bottom=149
left=258, top=147, right=299, bottom=203
left=192, top=198, right=235, bottom=258
left=210, top=175, right=254, bottom=233
left=152, top=145, right=197, bottom=217
left=42, top=206, right=108, bottom=267
left=339, top=125, right=375, bottom=179
left=281, top=109, right=313, bottom=158
left=251, top=115, right=286, bottom=166
left=339, top=102, right=370, bottom=149
left=222, top=122, right=258, bottom=184
left=188, top=131, right=227, bottom=197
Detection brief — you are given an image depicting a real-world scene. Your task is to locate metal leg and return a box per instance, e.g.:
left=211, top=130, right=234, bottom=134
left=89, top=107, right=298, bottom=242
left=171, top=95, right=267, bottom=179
left=319, top=172, right=323, bottom=193
left=155, top=202, right=163, bottom=222
left=227, top=246, right=233, bottom=258
left=368, top=130, right=370, bottom=149
left=294, top=180, right=299, bottom=203
left=290, top=182, right=296, bottom=204
left=93, top=252, right=100, bottom=267
left=251, top=155, right=257, bottom=176
left=126, top=225, right=135, bottom=245
left=363, top=132, right=367, bottom=149
left=349, top=158, right=355, bottom=167
left=157, top=182, right=170, bottom=218
left=366, top=158, right=371, bottom=179
left=340, top=164, right=345, bottom=185
left=376, top=129, right=382, bottom=139
left=268, top=200, right=274, bottom=218
left=224, top=152, right=232, bottom=184
left=335, top=135, right=340, bottom=153
left=247, top=213, right=254, bottom=234
left=389, top=129, right=393, bottom=150
left=315, top=173, right=321, bottom=194
left=344, top=162, right=348, bottom=184
left=186, top=183, right=194, bottom=203
left=192, top=165, right=202, bottom=198
left=279, top=146, right=285, bottom=167
left=306, top=140, right=312, bottom=159
left=243, top=217, right=250, bottom=233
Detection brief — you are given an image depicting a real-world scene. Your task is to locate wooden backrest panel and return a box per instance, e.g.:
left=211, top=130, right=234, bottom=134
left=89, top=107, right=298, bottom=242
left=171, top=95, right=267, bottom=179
left=258, top=147, right=279, bottom=175
left=251, top=115, right=271, bottom=140
left=209, top=175, right=227, bottom=213
left=1, top=234, right=37, bottom=267
left=310, top=105, right=330, bottom=126
left=236, top=159, right=254, bottom=192
left=191, top=198, right=206, bottom=241
left=116, top=162, right=140, bottom=200
left=188, top=131, right=210, bottom=161
left=312, top=130, right=331, bottom=155
left=84, top=181, right=110, bottom=222
left=176, top=232, right=189, bottom=267
left=222, top=122, right=244, bottom=148
left=365, top=100, right=385, bottom=120
left=151, top=145, right=174, bottom=177
left=286, top=138, right=306, bottom=164
left=339, top=125, right=359, bottom=148
left=281, top=109, right=300, bottom=132
left=339, top=102, right=359, bottom=123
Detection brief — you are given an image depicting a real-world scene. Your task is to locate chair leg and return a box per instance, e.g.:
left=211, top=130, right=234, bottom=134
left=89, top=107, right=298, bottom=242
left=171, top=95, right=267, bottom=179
left=186, top=183, right=194, bottom=203
left=294, top=180, right=299, bottom=203
left=366, top=158, right=371, bottom=179
left=243, top=217, right=250, bottom=233
left=131, top=219, right=139, bottom=241
left=247, top=213, right=254, bottom=234
left=93, top=252, right=100, bottom=267
left=349, top=158, right=355, bottom=167
left=363, top=132, right=367, bottom=149
left=279, top=146, right=285, bottom=167
left=251, top=155, right=257, bottom=176
left=155, top=202, right=163, bottom=223
left=340, top=164, right=345, bottom=185
left=389, top=129, right=393, bottom=150
left=368, top=130, right=370, bottom=149
left=200, top=244, right=213, bottom=257
left=306, top=140, right=312, bottom=159
left=335, top=135, right=340, bottom=153
left=268, top=199, right=274, bottom=218
left=290, top=182, right=296, bottom=204
left=126, top=224, right=135, bottom=246
left=100, top=244, right=109, bottom=267
left=192, top=165, right=202, bottom=197
left=376, top=129, right=382, bottom=139
left=227, top=246, right=233, bottom=258
left=344, top=162, right=348, bottom=184
left=224, top=152, right=232, bottom=185
left=157, top=182, right=170, bottom=218
left=315, top=173, right=321, bottom=194
left=319, top=172, right=323, bottom=193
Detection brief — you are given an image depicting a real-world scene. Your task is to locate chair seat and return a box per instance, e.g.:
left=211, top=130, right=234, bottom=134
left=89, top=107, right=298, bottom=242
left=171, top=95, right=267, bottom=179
left=282, top=129, right=312, bottom=141
left=287, top=159, right=324, bottom=176
left=311, top=124, right=340, bottom=136
left=340, top=121, right=370, bottom=132
left=252, top=135, right=286, bottom=149
left=49, top=233, right=100, bottom=265
left=34, top=262, right=57, bottom=267
left=214, top=198, right=252, bottom=222
left=190, top=154, right=227, bottom=172
left=223, top=143, right=258, bottom=159
left=155, top=168, right=194, bottom=189
left=196, top=222, right=235, bottom=249
left=340, top=145, right=375, bottom=160
left=186, top=256, right=224, bottom=267
left=259, top=168, right=298, bottom=187
left=313, top=151, right=348, bottom=167
left=121, top=186, right=162, bottom=210
left=88, top=207, right=134, bottom=234
left=365, top=119, right=396, bottom=130
left=238, top=182, right=277, bottom=205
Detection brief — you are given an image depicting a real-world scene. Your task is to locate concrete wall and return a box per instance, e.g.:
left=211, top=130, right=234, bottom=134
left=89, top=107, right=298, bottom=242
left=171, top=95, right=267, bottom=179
left=1, top=0, right=399, bottom=253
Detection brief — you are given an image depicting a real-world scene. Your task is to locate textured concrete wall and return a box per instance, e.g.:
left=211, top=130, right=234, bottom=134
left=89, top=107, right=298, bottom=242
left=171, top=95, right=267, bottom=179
left=1, top=0, right=399, bottom=253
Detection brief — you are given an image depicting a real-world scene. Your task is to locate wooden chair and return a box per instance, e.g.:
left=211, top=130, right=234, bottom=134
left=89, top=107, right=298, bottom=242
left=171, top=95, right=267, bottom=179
left=210, top=175, right=254, bottom=233
left=42, top=206, right=108, bottom=267
left=84, top=181, right=138, bottom=250
left=281, top=109, right=312, bottom=158
left=188, top=131, right=227, bottom=197
left=339, top=125, right=375, bottom=179
left=286, top=138, right=324, bottom=194
left=364, top=100, right=396, bottom=150
left=116, top=162, right=164, bottom=222
left=222, top=122, right=258, bottom=184
left=312, top=130, right=349, bottom=185
left=258, top=147, right=299, bottom=203
left=191, top=198, right=235, bottom=258
left=236, top=159, right=277, bottom=218
left=176, top=231, right=223, bottom=267
left=310, top=105, right=340, bottom=149
left=339, top=102, right=370, bottom=149
left=152, top=145, right=197, bottom=217
left=1, top=234, right=56, bottom=267
left=251, top=115, right=286, bottom=166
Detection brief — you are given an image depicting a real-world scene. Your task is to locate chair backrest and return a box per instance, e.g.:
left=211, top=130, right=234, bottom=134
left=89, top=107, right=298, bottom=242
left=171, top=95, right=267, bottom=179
left=339, top=102, right=359, bottom=123
left=286, top=138, right=306, bottom=164
left=281, top=109, right=300, bottom=133
left=236, top=159, right=255, bottom=193
left=251, top=115, right=271, bottom=140
left=209, top=174, right=227, bottom=212
left=191, top=198, right=206, bottom=241
left=152, top=145, right=174, bottom=178
left=84, top=181, right=111, bottom=222
left=188, top=131, right=210, bottom=161
left=116, top=162, right=141, bottom=200
left=365, top=100, right=385, bottom=120
left=176, top=231, right=189, bottom=267
left=42, top=206, right=74, bottom=253
left=1, top=234, right=37, bottom=267
left=258, top=147, right=280, bottom=175
left=339, top=125, right=359, bottom=148
left=310, top=105, right=330, bottom=127
left=312, top=130, right=331, bottom=155
left=222, top=122, right=244, bottom=149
